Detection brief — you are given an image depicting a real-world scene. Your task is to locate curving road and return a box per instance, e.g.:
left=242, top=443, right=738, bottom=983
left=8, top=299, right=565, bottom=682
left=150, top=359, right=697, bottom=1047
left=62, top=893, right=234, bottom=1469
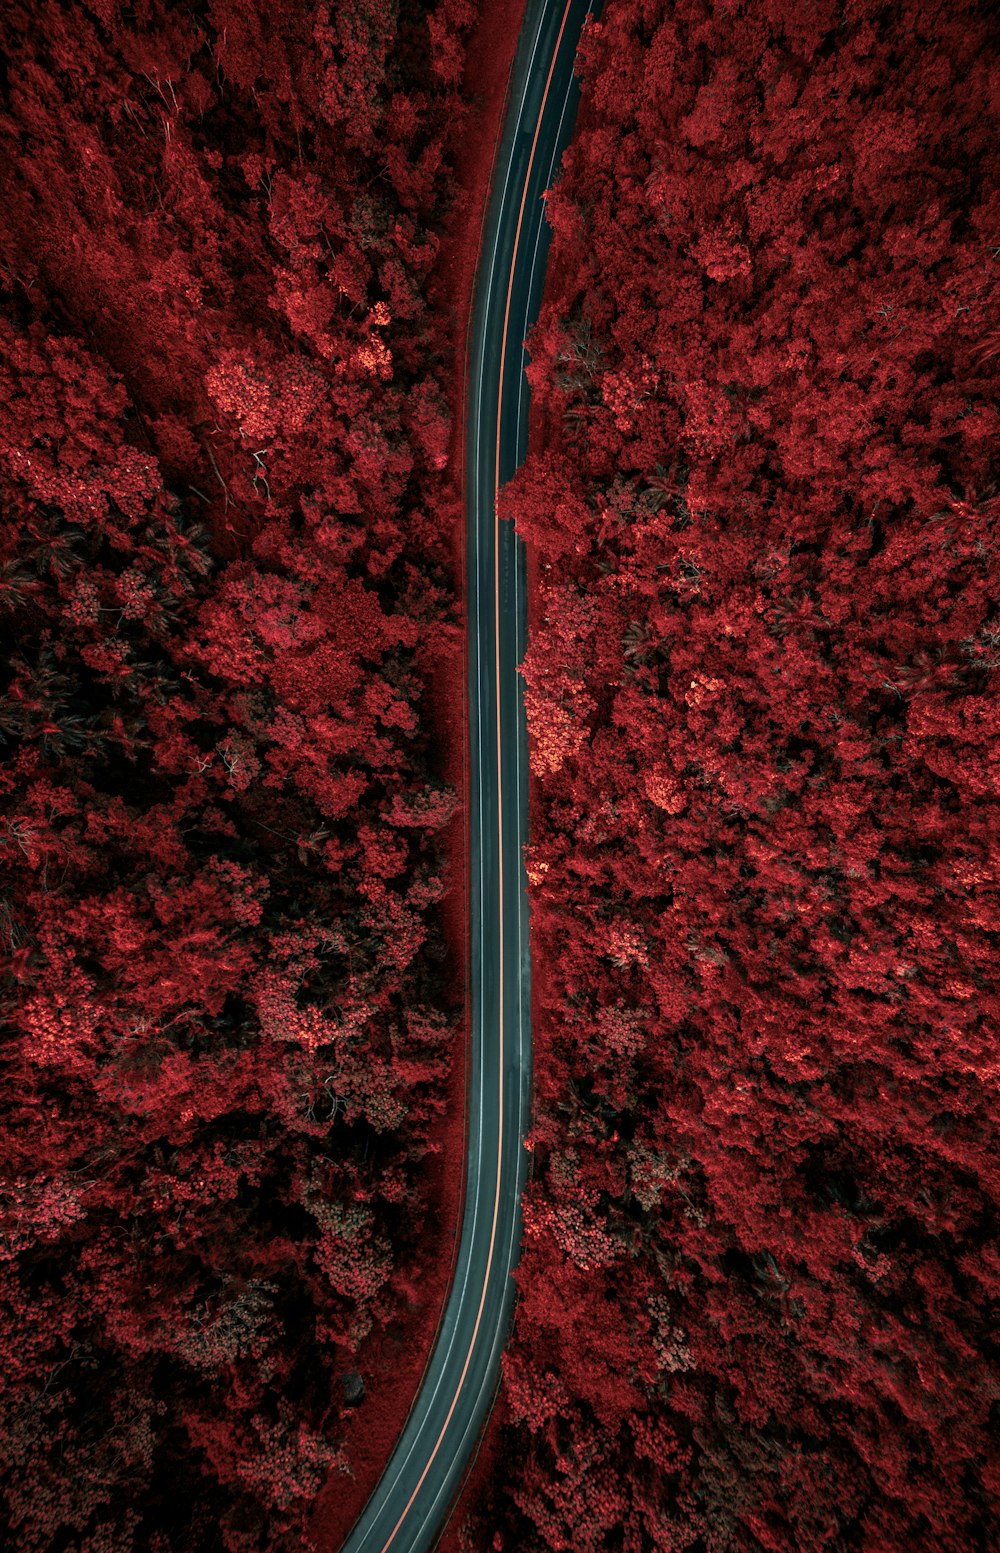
left=338, top=2, right=594, bottom=1550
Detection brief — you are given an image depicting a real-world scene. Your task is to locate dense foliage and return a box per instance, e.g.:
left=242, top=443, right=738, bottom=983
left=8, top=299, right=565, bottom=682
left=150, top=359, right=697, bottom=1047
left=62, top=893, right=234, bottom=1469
left=455, top=0, right=1000, bottom=1548
left=0, top=1, right=478, bottom=1548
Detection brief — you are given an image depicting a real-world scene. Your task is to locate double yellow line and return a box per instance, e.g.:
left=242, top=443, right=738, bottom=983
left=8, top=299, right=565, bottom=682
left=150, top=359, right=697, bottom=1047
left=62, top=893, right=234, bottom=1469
left=374, top=3, right=576, bottom=1548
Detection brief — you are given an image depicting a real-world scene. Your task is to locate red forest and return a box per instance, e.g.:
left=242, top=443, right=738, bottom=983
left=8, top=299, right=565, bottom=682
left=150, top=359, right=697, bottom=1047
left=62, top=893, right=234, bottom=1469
left=4, top=0, right=1000, bottom=1550
left=450, top=0, right=1000, bottom=1549
left=0, top=1, right=487, bottom=1549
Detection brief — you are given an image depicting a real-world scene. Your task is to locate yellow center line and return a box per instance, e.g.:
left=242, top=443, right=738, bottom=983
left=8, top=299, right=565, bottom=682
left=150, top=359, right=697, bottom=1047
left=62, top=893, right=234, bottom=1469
left=376, top=4, right=575, bottom=1547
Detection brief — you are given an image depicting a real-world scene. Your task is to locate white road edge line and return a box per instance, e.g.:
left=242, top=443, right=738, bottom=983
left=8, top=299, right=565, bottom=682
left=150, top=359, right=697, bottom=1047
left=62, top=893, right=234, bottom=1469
left=343, top=6, right=552, bottom=1542
left=421, top=37, right=584, bottom=1524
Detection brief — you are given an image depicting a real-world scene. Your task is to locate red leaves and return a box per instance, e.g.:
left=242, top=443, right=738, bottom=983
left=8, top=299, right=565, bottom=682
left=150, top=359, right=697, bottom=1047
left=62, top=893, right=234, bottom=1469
left=459, top=0, right=1000, bottom=1549
left=0, top=0, right=480, bottom=1545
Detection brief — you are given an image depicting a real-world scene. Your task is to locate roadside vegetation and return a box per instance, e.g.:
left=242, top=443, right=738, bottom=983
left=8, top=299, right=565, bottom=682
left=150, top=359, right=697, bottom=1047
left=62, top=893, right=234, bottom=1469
left=0, top=2, right=480, bottom=1548
left=452, top=0, right=1000, bottom=1548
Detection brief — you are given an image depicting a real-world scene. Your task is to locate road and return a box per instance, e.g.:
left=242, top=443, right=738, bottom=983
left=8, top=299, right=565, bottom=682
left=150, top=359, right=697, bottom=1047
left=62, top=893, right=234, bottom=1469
left=337, top=2, right=594, bottom=1550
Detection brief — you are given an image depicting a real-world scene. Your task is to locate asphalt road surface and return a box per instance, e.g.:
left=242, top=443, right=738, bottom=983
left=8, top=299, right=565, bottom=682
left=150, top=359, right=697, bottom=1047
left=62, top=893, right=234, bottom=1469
left=338, top=2, right=594, bottom=1548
